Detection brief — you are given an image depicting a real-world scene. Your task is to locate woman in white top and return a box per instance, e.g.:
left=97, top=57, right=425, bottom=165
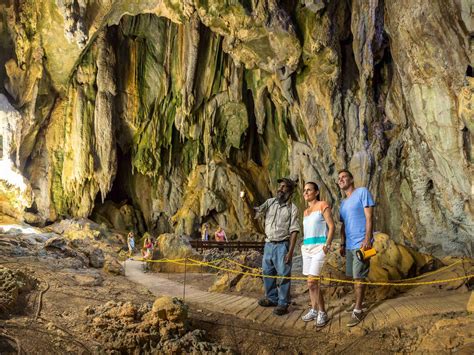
left=301, top=182, right=335, bottom=327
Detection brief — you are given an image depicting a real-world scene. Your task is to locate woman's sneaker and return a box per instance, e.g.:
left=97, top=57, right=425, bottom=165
left=301, top=309, right=318, bottom=322
left=316, top=311, right=329, bottom=327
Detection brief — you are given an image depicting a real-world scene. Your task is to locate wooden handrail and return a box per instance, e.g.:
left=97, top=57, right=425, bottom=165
left=189, top=240, right=265, bottom=253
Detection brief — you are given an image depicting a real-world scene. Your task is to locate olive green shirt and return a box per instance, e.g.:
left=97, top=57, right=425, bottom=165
left=255, top=197, right=300, bottom=242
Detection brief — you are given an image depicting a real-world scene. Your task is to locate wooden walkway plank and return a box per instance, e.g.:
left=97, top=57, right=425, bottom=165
left=239, top=302, right=260, bottom=319
left=253, top=307, right=275, bottom=323
left=228, top=297, right=258, bottom=314
left=247, top=305, right=272, bottom=321
left=285, top=308, right=306, bottom=329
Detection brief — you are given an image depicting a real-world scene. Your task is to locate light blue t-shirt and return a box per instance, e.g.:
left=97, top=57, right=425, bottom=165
left=339, top=187, right=375, bottom=250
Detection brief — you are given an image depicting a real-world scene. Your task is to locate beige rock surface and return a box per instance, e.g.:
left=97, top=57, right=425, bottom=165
left=468, top=292, right=474, bottom=313
left=152, top=233, right=203, bottom=273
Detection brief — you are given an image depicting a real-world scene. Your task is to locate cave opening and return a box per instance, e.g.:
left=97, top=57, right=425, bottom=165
left=106, top=146, right=131, bottom=204
left=90, top=145, right=146, bottom=235
left=466, top=65, right=473, bottom=78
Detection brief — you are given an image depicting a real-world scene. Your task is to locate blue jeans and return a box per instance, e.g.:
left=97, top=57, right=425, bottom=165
left=262, top=241, right=292, bottom=307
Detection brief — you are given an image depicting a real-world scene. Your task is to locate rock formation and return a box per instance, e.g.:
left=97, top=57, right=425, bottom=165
left=0, top=0, right=472, bottom=256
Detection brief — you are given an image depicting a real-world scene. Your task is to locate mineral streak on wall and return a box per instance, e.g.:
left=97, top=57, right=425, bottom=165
left=0, top=0, right=472, bottom=256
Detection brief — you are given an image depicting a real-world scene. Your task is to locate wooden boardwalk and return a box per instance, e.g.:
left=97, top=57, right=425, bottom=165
left=124, top=259, right=470, bottom=334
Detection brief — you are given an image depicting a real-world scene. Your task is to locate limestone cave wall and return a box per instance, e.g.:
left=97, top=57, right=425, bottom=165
left=0, top=0, right=472, bottom=256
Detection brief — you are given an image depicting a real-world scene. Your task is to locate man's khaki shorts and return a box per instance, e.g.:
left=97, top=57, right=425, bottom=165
left=346, top=249, right=370, bottom=279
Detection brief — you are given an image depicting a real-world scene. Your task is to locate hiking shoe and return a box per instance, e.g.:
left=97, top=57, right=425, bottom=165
left=316, top=311, right=329, bottom=327
left=346, top=310, right=365, bottom=327
left=273, top=305, right=288, bottom=316
left=344, top=303, right=368, bottom=313
left=258, top=298, right=278, bottom=307
left=301, top=309, right=318, bottom=322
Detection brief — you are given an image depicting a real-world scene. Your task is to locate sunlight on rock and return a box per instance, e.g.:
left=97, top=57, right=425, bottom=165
left=0, top=159, right=28, bottom=193
left=0, top=223, right=40, bottom=234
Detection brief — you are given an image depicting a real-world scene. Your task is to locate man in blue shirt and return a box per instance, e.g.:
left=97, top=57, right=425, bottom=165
left=338, top=169, right=375, bottom=327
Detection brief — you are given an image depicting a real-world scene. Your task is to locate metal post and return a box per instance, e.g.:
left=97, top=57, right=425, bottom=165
left=183, top=258, right=187, bottom=302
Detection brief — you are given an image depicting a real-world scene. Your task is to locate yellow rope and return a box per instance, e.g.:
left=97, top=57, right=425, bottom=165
left=129, top=257, right=473, bottom=286
left=224, top=258, right=260, bottom=271
left=389, top=259, right=464, bottom=282
left=185, top=258, right=473, bottom=286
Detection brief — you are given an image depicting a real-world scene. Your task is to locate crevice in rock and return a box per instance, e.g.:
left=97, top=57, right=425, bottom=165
left=467, top=65, right=473, bottom=77
left=236, top=83, right=262, bottom=167
left=90, top=146, right=146, bottom=234
left=238, top=0, right=253, bottom=14
left=340, top=35, right=359, bottom=93
left=372, top=32, right=393, bottom=157
left=462, top=126, right=471, bottom=163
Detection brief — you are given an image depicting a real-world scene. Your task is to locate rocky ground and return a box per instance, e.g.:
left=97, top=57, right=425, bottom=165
left=0, top=216, right=233, bottom=354
left=0, top=217, right=473, bottom=354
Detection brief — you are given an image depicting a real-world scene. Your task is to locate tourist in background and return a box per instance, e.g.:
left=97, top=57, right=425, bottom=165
left=142, top=235, right=153, bottom=272
left=300, top=182, right=335, bottom=327
left=201, top=223, right=210, bottom=241
left=214, top=226, right=228, bottom=242
left=127, top=232, right=135, bottom=259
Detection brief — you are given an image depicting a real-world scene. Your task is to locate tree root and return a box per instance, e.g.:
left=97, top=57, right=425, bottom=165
left=34, top=278, right=50, bottom=320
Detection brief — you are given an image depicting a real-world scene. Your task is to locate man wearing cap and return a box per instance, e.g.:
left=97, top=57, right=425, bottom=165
left=338, top=169, right=375, bottom=327
left=253, top=177, right=300, bottom=315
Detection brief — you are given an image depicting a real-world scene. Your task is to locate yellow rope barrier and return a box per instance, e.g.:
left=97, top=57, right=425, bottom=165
left=186, top=258, right=473, bottom=286
left=129, top=257, right=473, bottom=287
left=224, top=258, right=260, bottom=271
left=220, top=257, right=466, bottom=282
left=389, top=259, right=464, bottom=282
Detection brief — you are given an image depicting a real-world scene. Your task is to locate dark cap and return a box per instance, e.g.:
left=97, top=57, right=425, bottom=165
left=277, top=177, right=297, bottom=190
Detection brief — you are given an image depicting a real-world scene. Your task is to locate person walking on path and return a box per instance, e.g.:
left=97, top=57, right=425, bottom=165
left=142, top=236, right=153, bottom=273
left=253, top=177, right=300, bottom=316
left=127, top=232, right=135, bottom=258
left=338, top=169, right=375, bottom=327
left=300, top=182, right=335, bottom=327
left=201, top=223, right=209, bottom=241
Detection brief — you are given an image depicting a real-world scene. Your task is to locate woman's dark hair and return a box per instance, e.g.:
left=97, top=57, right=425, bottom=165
left=305, top=181, right=320, bottom=201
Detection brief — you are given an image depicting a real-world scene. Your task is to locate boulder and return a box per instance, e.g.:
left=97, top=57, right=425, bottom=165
left=103, top=258, right=125, bottom=275
left=152, top=234, right=203, bottom=273
left=70, top=272, right=103, bottom=286
left=44, top=236, right=67, bottom=250
left=235, top=275, right=264, bottom=294
left=87, top=248, right=105, bottom=268
left=151, top=296, right=188, bottom=323
left=368, top=233, right=441, bottom=282
left=0, top=266, right=34, bottom=314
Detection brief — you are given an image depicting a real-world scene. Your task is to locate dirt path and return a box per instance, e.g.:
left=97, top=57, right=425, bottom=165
left=124, top=259, right=470, bottom=334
